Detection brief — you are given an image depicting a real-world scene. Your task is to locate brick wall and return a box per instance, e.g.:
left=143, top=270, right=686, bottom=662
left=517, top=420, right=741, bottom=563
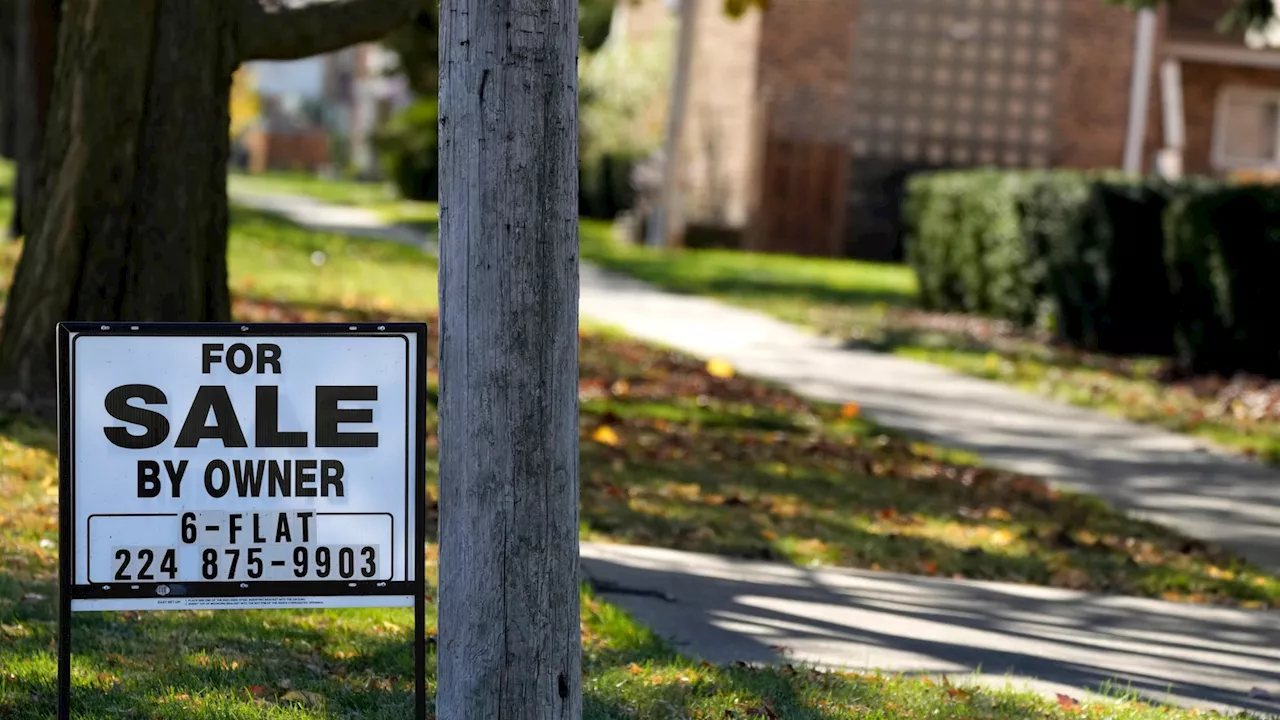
left=757, top=0, right=858, bottom=144
left=680, top=0, right=763, bottom=227
left=1052, top=1, right=1148, bottom=169
left=246, top=129, right=331, bottom=173
left=1178, top=61, right=1280, bottom=175
left=1167, top=0, right=1242, bottom=46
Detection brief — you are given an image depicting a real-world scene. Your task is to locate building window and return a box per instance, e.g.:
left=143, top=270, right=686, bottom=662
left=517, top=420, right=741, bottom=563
left=1213, top=87, right=1280, bottom=170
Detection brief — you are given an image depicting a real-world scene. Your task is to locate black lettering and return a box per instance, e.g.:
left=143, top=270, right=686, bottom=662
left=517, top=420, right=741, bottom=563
left=229, top=513, right=243, bottom=544
left=233, top=460, right=266, bottom=497
left=255, top=386, right=307, bottom=447
left=163, top=460, right=188, bottom=498
left=176, top=386, right=247, bottom=448
left=137, top=460, right=161, bottom=498
left=205, top=460, right=231, bottom=498
left=258, top=344, right=282, bottom=374
left=253, top=514, right=267, bottom=543
left=296, top=459, right=318, bottom=497
left=268, top=460, right=292, bottom=497
left=105, top=385, right=169, bottom=450
left=202, top=344, right=223, bottom=373
left=315, top=386, right=378, bottom=448
left=320, top=460, right=345, bottom=497
left=275, top=514, right=293, bottom=543
left=297, top=512, right=314, bottom=543
left=227, top=343, right=253, bottom=374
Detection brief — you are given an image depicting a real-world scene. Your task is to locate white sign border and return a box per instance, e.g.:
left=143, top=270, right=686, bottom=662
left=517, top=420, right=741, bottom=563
left=57, top=322, right=428, bottom=613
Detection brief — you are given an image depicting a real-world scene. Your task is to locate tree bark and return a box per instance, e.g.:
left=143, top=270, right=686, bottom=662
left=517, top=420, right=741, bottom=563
left=0, top=0, right=235, bottom=417
left=237, top=0, right=422, bottom=62
left=0, top=0, right=417, bottom=418
left=437, top=0, right=581, bottom=717
left=9, top=0, right=59, bottom=241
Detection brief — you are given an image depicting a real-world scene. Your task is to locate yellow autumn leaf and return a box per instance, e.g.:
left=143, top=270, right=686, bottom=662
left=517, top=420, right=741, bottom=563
left=280, top=689, right=324, bottom=707
left=591, top=425, right=621, bottom=447
left=705, top=357, right=735, bottom=379
left=989, top=529, right=1016, bottom=547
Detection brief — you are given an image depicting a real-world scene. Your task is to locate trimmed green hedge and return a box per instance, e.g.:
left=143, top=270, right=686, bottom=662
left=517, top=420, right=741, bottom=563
left=1165, top=186, right=1280, bottom=376
left=1053, top=180, right=1178, bottom=355
left=375, top=99, right=439, bottom=202
left=904, top=171, right=1038, bottom=324
left=903, top=170, right=1280, bottom=376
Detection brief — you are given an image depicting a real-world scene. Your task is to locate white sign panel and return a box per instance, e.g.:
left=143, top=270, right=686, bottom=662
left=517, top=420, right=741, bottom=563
left=58, top=323, right=427, bottom=612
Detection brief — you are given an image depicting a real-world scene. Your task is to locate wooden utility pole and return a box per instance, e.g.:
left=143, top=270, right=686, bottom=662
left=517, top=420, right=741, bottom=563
left=437, top=0, right=581, bottom=717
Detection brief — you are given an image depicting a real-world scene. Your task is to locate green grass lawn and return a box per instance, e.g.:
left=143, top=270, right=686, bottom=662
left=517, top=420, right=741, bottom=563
left=227, top=171, right=400, bottom=207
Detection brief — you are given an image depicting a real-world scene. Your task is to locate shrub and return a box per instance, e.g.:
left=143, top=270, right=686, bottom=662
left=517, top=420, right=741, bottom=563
left=1049, top=178, right=1223, bottom=355
left=374, top=99, right=438, bottom=202
left=904, top=171, right=1036, bottom=323
left=579, top=151, right=643, bottom=220
left=1016, top=171, right=1102, bottom=330
left=1165, top=186, right=1280, bottom=376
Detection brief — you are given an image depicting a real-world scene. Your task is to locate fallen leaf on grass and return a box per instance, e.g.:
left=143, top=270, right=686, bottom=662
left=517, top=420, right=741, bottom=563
left=841, top=402, right=861, bottom=419
left=745, top=699, right=780, bottom=718
left=1056, top=693, right=1080, bottom=710
left=280, top=689, right=324, bottom=707
left=247, top=685, right=268, bottom=698
left=706, top=358, right=736, bottom=379
left=591, top=426, right=621, bottom=447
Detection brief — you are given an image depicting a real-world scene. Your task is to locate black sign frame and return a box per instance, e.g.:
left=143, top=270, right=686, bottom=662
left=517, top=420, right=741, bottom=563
left=56, top=322, right=430, bottom=720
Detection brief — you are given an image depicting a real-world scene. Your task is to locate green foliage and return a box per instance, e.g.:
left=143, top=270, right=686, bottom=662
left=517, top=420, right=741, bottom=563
left=1015, top=171, right=1097, bottom=329
left=577, top=11, right=674, bottom=219
left=1053, top=181, right=1175, bottom=355
left=1105, top=0, right=1274, bottom=30
left=579, top=0, right=616, bottom=51
left=373, top=99, right=439, bottom=202
left=904, top=171, right=1038, bottom=324
left=1165, top=186, right=1280, bottom=376
left=903, top=171, right=1263, bottom=360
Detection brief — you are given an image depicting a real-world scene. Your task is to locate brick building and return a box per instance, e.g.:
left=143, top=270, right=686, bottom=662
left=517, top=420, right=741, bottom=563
left=619, top=0, right=1280, bottom=260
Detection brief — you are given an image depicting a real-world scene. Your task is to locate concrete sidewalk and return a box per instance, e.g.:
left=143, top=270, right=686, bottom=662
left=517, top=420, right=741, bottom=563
left=583, top=542, right=1280, bottom=715
left=228, top=187, right=435, bottom=250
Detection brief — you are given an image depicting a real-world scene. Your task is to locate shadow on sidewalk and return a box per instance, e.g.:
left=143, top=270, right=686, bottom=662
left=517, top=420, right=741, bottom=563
left=582, top=547, right=1280, bottom=716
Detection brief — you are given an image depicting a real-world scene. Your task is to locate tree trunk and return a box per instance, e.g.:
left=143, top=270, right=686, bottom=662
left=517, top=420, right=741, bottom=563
left=437, top=0, right=582, bottom=716
left=0, top=0, right=237, bottom=418
left=13, top=0, right=59, bottom=238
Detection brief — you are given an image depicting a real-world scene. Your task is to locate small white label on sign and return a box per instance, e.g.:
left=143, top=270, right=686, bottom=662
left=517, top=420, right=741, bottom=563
left=62, top=326, right=424, bottom=612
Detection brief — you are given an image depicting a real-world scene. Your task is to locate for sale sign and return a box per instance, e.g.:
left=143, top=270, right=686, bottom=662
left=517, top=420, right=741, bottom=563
left=57, top=323, right=427, bottom=613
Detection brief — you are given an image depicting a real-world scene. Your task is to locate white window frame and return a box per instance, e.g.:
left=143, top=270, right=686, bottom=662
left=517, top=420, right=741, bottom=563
left=1211, top=85, right=1280, bottom=171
